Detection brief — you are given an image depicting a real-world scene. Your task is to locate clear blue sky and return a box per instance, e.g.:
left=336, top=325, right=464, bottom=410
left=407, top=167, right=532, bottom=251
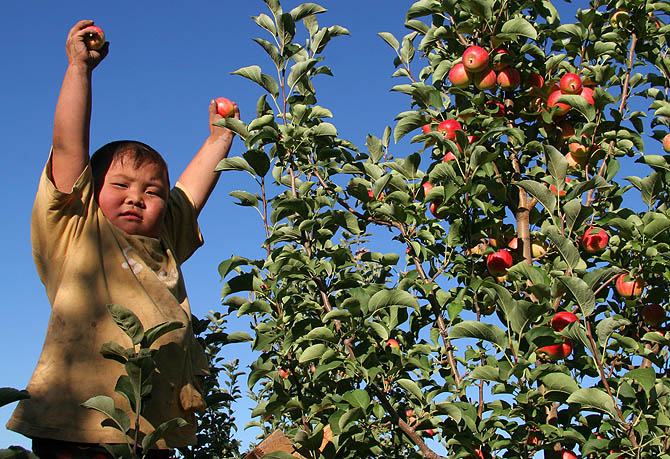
left=0, top=0, right=648, bottom=455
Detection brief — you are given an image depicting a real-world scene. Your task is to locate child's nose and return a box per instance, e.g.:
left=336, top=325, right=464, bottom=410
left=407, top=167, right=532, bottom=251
left=125, top=190, right=145, bottom=207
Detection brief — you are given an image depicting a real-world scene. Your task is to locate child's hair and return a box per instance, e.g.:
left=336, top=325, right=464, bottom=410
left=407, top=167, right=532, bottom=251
left=90, top=140, right=170, bottom=187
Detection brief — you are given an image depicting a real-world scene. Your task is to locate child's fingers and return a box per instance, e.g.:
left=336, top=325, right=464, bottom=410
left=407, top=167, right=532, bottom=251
left=69, top=19, right=94, bottom=38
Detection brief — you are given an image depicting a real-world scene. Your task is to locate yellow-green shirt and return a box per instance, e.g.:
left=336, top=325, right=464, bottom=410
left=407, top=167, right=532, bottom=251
left=7, top=154, right=209, bottom=448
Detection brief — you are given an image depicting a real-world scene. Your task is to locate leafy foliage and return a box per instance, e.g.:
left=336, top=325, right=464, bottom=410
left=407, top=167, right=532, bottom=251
left=215, top=0, right=670, bottom=458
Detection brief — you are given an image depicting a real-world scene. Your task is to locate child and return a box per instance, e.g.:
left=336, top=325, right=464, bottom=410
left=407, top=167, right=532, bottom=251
left=6, top=19, right=239, bottom=457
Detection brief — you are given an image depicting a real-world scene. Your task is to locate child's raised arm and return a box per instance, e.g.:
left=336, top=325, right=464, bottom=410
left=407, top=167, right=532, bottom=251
left=51, top=20, right=108, bottom=193
left=178, top=100, right=239, bottom=215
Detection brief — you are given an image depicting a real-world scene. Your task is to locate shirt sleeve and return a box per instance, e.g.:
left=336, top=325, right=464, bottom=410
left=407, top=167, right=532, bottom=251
left=31, top=151, right=96, bottom=291
left=161, top=181, right=204, bottom=264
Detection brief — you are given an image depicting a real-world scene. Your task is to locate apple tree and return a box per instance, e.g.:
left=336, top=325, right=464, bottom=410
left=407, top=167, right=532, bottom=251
left=214, top=0, right=670, bottom=457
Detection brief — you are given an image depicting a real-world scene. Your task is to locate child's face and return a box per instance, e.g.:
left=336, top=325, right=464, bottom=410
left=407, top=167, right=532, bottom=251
left=97, top=157, right=169, bottom=237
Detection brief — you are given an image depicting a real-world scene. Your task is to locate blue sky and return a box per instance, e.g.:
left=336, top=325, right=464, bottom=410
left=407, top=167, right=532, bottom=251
left=0, top=0, right=652, bottom=455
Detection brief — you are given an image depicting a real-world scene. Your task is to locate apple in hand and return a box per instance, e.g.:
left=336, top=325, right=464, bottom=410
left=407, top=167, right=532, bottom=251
left=582, top=227, right=609, bottom=253
left=449, top=62, right=473, bottom=87
left=487, top=249, right=513, bottom=276
left=642, top=304, right=666, bottom=327
left=559, top=73, right=583, bottom=94
left=551, top=311, right=578, bottom=332
left=83, top=25, right=105, bottom=51
left=462, top=46, right=490, bottom=73
left=615, top=273, right=644, bottom=298
left=215, top=97, right=235, bottom=118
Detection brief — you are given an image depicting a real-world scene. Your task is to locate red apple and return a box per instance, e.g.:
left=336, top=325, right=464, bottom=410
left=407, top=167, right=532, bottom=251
left=663, top=133, right=670, bottom=152
left=487, top=249, right=513, bottom=276
left=421, top=124, right=433, bottom=134
left=527, top=72, right=545, bottom=88
left=422, top=181, right=433, bottom=197
left=430, top=200, right=446, bottom=218
left=83, top=25, right=105, bottom=51
left=569, top=136, right=590, bottom=161
left=560, top=73, right=583, bottom=94
left=387, top=338, right=400, bottom=349
left=474, top=68, right=497, bottom=90
left=485, top=100, right=506, bottom=117
left=550, top=177, right=571, bottom=196
left=615, top=273, right=644, bottom=298
left=278, top=368, right=290, bottom=378
left=497, top=67, right=521, bottom=91
left=424, top=428, right=435, bottom=437
left=462, top=46, right=490, bottom=73
left=561, top=449, right=578, bottom=459
left=215, top=97, right=235, bottom=118
left=491, top=47, right=510, bottom=71
left=580, top=86, right=595, bottom=105
left=449, top=62, right=473, bottom=87
left=558, top=120, right=575, bottom=141
left=405, top=408, right=414, bottom=417
left=551, top=311, right=578, bottom=332
left=565, top=152, right=583, bottom=167
left=582, top=227, right=609, bottom=253
left=437, top=119, right=462, bottom=140
left=536, top=340, right=573, bottom=361
left=443, top=151, right=456, bottom=162
left=547, top=89, right=570, bottom=116
left=642, top=304, right=666, bottom=327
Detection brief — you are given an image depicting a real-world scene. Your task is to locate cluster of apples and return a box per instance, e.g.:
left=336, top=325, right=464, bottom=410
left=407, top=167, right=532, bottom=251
left=448, top=45, right=520, bottom=92
left=535, top=311, right=578, bottom=361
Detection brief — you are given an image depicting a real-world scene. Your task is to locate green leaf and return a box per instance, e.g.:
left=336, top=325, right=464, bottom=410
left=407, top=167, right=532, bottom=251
left=81, top=395, right=130, bottom=433
left=623, top=367, right=656, bottom=394
left=287, top=59, right=318, bottom=89
left=557, top=94, right=596, bottom=121
left=545, top=145, right=567, bottom=186
left=368, top=289, right=419, bottom=315
left=277, top=13, right=296, bottom=47
left=469, top=365, right=501, bottom=382
left=557, top=276, right=596, bottom=317
left=237, top=300, right=272, bottom=317
left=566, top=388, right=617, bottom=417
left=0, top=388, right=30, bottom=408
left=500, top=17, right=538, bottom=40
left=515, top=180, right=555, bottom=214
left=114, top=375, right=136, bottom=412
left=394, top=112, right=424, bottom=143
left=343, top=389, right=370, bottom=409
left=546, top=228, right=582, bottom=273
left=252, top=38, right=282, bottom=67
left=304, top=326, right=336, bottom=342
left=595, top=316, right=630, bottom=347
left=643, top=214, right=670, bottom=239
left=212, top=118, right=250, bottom=140
left=142, top=321, right=184, bottom=348
left=378, top=32, right=399, bottom=51
left=450, top=321, right=507, bottom=349
left=230, top=190, right=259, bottom=208
left=215, top=157, right=255, bottom=175
left=289, top=3, right=327, bottom=21
left=323, top=309, right=351, bottom=321
left=299, top=343, right=327, bottom=363
left=225, top=331, right=254, bottom=343
left=252, top=13, right=276, bottom=35
left=142, top=418, right=189, bottom=452
left=107, top=304, right=144, bottom=346
left=243, top=149, right=271, bottom=177
left=397, top=378, right=424, bottom=401
left=100, top=341, right=130, bottom=364
left=541, top=373, right=579, bottom=394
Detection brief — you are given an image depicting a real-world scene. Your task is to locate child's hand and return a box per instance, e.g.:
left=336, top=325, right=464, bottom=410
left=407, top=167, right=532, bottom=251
left=208, top=98, right=239, bottom=142
left=65, top=20, right=108, bottom=70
